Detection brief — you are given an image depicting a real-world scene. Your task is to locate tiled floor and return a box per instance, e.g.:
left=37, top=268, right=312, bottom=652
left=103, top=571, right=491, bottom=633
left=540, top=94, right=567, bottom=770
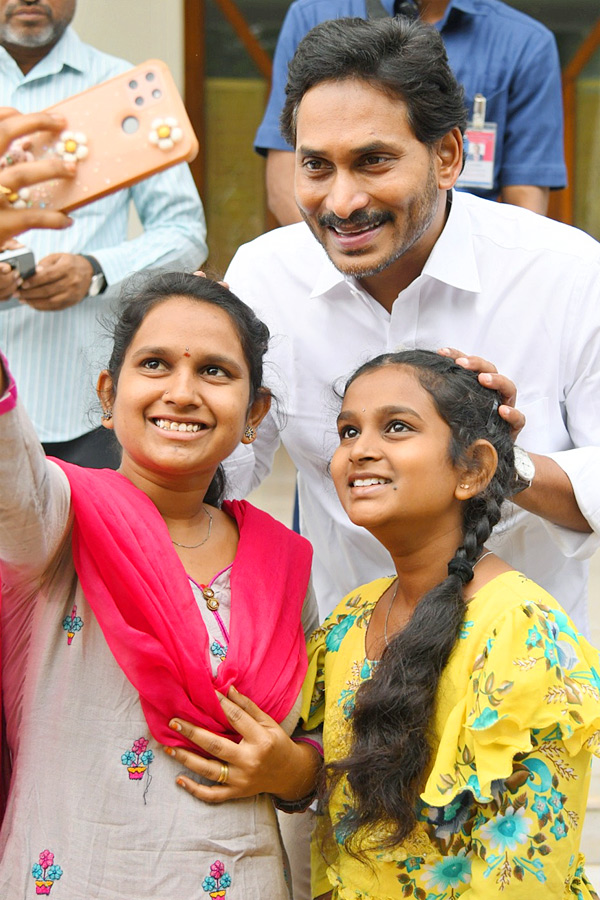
left=249, top=447, right=600, bottom=887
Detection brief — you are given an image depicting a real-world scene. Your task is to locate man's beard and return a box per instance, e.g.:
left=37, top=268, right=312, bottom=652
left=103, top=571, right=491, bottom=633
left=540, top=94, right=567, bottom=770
left=1, top=2, right=67, bottom=49
left=301, top=162, right=440, bottom=280
left=3, top=20, right=56, bottom=46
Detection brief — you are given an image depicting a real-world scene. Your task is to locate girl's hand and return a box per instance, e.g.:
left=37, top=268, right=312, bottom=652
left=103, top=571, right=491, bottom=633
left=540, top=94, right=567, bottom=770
left=0, top=109, right=75, bottom=244
left=163, top=686, right=321, bottom=803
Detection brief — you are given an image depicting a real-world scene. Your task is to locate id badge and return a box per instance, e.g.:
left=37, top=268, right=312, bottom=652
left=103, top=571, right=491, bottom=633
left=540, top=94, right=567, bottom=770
left=455, top=94, right=497, bottom=191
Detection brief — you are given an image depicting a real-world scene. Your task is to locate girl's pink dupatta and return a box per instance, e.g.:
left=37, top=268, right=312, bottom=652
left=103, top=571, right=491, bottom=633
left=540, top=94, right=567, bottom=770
left=46, top=462, right=312, bottom=752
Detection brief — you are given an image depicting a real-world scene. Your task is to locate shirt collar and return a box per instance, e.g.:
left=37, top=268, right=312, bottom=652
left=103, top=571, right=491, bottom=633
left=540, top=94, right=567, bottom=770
left=0, top=27, right=86, bottom=82
left=309, top=189, right=481, bottom=301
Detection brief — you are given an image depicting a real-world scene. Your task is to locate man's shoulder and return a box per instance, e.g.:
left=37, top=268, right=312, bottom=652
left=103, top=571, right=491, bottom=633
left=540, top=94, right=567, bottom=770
left=458, top=192, right=600, bottom=263
left=469, top=0, right=555, bottom=43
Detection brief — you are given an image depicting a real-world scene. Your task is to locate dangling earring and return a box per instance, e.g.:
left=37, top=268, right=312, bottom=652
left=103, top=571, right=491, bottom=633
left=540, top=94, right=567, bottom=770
left=101, top=408, right=113, bottom=421
left=244, top=425, right=256, bottom=441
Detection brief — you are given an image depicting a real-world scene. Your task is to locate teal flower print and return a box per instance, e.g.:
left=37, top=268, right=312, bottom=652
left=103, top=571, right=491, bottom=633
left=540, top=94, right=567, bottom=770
left=531, top=794, right=550, bottom=817
left=479, top=806, right=533, bottom=852
left=421, top=850, right=472, bottom=891
left=460, top=620, right=474, bottom=639
left=543, top=640, right=558, bottom=666
left=549, top=788, right=564, bottom=813
left=526, top=626, right=542, bottom=648
left=405, top=857, right=422, bottom=873
left=326, top=615, right=356, bottom=652
left=471, top=707, right=499, bottom=729
left=550, top=816, right=568, bottom=841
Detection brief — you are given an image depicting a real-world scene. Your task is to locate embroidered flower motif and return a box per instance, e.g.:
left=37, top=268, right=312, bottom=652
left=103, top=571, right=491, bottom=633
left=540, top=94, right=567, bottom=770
left=62, top=604, right=83, bottom=645
left=479, top=806, right=533, bottom=852
left=31, top=850, right=63, bottom=894
left=149, top=117, right=183, bottom=151
left=55, top=130, right=88, bottom=162
left=121, top=736, right=154, bottom=780
left=210, top=639, right=227, bottom=662
left=421, top=849, right=472, bottom=891
left=202, top=859, right=231, bottom=895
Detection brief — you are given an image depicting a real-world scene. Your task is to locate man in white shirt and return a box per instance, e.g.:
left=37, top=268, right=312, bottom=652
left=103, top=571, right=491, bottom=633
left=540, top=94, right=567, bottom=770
left=225, top=17, right=600, bottom=633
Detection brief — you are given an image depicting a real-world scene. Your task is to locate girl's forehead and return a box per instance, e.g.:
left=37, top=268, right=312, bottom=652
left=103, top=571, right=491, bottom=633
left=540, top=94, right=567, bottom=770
left=131, top=297, right=243, bottom=348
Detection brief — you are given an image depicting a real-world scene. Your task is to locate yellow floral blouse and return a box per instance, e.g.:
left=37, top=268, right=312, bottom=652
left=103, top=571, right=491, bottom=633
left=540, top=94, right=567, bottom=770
left=301, top=572, right=600, bottom=900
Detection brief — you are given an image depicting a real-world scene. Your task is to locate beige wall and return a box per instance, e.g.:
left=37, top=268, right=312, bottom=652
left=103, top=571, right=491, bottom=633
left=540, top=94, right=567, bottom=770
left=72, top=0, right=184, bottom=90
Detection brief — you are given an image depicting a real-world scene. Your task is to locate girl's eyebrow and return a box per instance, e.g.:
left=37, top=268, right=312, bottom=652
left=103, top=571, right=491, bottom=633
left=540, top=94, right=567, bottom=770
left=337, top=405, right=424, bottom=424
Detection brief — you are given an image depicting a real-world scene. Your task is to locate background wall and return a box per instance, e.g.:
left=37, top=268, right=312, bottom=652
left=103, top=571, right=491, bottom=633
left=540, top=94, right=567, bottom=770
left=72, top=0, right=184, bottom=89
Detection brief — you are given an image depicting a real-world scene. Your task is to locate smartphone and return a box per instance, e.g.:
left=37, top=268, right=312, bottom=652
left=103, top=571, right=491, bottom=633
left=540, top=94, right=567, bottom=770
left=0, top=246, right=35, bottom=279
left=14, top=60, right=199, bottom=213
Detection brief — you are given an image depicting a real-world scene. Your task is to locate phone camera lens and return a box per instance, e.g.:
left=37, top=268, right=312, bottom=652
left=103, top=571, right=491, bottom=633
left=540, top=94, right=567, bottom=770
left=152, top=89, right=162, bottom=99
left=129, top=79, right=138, bottom=89
left=146, top=72, right=155, bottom=82
left=135, top=96, right=144, bottom=106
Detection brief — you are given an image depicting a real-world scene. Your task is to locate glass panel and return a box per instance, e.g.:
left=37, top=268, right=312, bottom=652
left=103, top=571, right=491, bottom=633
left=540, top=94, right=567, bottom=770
left=205, top=0, right=288, bottom=77
left=203, top=1, right=289, bottom=269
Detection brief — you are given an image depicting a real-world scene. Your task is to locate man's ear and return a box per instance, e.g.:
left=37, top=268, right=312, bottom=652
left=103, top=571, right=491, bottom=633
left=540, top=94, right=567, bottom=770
left=97, top=369, right=115, bottom=430
left=241, top=389, right=271, bottom=444
left=435, top=127, right=464, bottom=190
left=454, top=439, right=498, bottom=500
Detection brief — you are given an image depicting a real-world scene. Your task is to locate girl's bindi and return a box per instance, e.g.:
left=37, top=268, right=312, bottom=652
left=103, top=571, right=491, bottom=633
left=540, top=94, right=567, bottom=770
left=183, top=347, right=190, bottom=358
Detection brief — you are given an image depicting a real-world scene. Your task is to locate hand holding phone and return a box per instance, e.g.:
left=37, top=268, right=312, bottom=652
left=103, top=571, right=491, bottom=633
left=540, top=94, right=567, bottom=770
left=6, top=60, right=199, bottom=213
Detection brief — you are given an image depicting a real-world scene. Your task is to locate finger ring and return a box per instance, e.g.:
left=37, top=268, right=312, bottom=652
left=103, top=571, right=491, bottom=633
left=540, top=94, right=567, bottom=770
left=216, top=762, right=229, bottom=784
left=0, top=182, right=26, bottom=206
left=0, top=183, right=17, bottom=202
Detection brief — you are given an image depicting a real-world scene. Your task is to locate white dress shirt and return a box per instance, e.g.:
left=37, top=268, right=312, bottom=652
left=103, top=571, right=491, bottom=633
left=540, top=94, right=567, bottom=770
left=0, top=28, right=207, bottom=442
left=225, top=191, right=600, bottom=632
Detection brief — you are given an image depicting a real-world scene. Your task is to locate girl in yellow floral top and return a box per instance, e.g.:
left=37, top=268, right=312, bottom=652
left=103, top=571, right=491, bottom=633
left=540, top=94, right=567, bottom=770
left=301, top=350, right=600, bottom=900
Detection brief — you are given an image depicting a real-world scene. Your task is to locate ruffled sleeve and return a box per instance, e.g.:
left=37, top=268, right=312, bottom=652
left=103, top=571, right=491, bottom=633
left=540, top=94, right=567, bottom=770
left=423, top=595, right=600, bottom=808
left=301, top=620, right=328, bottom=732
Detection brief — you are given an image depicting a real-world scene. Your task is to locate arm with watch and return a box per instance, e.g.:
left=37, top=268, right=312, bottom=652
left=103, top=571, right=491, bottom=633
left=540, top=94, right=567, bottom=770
left=15, top=250, right=105, bottom=311
left=14, top=162, right=207, bottom=312
left=438, top=348, right=594, bottom=535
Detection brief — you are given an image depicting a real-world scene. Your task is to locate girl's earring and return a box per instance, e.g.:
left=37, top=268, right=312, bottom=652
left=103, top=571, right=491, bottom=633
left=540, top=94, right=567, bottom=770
left=244, top=425, right=256, bottom=442
left=101, top=408, right=113, bottom=422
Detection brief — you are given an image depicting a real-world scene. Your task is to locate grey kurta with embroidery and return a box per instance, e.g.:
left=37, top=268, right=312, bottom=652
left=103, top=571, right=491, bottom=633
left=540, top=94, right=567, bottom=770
left=0, top=399, right=317, bottom=899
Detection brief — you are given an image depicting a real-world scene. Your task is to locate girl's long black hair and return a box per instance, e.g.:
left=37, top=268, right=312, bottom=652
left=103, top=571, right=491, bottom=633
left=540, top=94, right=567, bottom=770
left=328, top=349, right=515, bottom=851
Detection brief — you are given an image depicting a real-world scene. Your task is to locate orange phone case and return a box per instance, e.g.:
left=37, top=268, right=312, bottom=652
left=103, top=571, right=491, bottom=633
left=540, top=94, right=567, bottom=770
left=16, top=59, right=198, bottom=213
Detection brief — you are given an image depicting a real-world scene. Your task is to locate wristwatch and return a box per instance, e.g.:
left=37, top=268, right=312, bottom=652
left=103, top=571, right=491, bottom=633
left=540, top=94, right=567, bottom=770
left=81, top=254, right=106, bottom=297
left=512, top=445, right=535, bottom=495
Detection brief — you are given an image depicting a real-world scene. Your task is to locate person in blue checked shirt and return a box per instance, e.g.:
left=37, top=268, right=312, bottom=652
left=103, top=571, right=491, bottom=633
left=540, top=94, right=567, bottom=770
left=257, top=0, right=567, bottom=225
left=0, top=0, right=207, bottom=467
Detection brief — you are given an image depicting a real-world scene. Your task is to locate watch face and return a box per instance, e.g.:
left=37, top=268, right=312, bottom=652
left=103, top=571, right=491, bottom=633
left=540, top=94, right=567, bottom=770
left=88, top=273, right=106, bottom=297
left=514, top=446, right=535, bottom=482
